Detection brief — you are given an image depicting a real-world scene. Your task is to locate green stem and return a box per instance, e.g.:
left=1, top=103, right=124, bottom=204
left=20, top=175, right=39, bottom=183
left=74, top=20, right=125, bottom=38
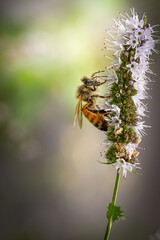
left=104, top=169, right=121, bottom=240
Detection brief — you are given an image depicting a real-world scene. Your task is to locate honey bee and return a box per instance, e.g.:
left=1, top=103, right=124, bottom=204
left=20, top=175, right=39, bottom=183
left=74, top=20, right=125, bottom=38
left=74, top=71, right=111, bottom=131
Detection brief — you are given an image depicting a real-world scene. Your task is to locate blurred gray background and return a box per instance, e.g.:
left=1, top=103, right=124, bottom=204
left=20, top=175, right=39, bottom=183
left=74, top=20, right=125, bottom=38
left=0, top=0, right=160, bottom=239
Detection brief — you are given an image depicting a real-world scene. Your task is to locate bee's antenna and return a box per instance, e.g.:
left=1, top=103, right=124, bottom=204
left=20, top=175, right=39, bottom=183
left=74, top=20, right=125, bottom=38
left=91, top=70, right=106, bottom=78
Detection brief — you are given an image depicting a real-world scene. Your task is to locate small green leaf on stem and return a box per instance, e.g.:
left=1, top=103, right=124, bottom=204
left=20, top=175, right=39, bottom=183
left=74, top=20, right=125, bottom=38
left=107, top=203, right=125, bottom=223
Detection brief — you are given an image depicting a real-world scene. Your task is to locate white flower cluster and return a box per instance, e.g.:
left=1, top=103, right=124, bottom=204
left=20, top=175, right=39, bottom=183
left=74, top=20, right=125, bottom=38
left=115, top=158, right=141, bottom=179
left=104, top=9, right=158, bottom=177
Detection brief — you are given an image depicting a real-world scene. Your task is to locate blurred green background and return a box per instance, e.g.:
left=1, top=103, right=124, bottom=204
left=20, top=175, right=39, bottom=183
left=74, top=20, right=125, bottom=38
left=0, top=0, right=160, bottom=239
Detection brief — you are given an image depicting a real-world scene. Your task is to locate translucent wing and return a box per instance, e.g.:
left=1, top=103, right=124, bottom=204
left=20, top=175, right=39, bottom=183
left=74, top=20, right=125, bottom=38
left=74, top=99, right=83, bottom=129
left=78, top=99, right=83, bottom=129
left=74, top=100, right=80, bottom=127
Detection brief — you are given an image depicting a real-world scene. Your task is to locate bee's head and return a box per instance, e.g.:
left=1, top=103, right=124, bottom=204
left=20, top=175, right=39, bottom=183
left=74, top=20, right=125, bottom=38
left=81, top=76, right=93, bottom=86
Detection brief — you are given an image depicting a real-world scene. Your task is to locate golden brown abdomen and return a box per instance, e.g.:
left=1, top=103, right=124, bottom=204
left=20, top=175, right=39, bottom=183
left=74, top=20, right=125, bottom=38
left=82, top=103, right=108, bottom=131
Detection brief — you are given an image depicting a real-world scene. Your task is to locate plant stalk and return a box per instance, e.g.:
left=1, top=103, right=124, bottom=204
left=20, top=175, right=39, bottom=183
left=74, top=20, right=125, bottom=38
left=104, top=169, right=121, bottom=240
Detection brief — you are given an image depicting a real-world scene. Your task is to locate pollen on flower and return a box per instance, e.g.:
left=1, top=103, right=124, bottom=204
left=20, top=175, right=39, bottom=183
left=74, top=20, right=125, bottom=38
left=102, top=8, right=158, bottom=177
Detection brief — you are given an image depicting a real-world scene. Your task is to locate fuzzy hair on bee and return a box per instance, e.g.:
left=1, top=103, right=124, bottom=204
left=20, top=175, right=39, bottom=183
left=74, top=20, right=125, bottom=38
left=74, top=71, right=111, bottom=131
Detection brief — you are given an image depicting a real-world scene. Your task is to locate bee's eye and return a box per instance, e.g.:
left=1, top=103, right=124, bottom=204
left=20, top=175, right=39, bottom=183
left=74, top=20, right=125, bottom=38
left=83, top=79, right=91, bottom=85
left=86, top=80, right=91, bottom=84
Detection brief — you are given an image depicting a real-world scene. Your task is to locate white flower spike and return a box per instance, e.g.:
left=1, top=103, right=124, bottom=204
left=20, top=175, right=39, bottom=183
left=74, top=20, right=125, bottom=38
left=103, top=8, right=158, bottom=177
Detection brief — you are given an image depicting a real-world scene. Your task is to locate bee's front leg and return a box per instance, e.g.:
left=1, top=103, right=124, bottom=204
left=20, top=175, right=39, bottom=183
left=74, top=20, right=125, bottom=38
left=91, top=94, right=110, bottom=99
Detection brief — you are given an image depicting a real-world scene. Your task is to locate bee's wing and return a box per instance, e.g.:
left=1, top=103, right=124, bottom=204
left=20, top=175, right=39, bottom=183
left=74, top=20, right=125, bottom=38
left=78, top=99, right=83, bottom=129
left=74, top=99, right=83, bottom=128
left=74, top=100, right=79, bottom=127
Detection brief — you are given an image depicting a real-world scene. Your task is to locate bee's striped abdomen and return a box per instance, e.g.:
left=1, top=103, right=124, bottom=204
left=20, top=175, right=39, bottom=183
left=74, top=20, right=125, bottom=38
left=82, top=103, right=108, bottom=131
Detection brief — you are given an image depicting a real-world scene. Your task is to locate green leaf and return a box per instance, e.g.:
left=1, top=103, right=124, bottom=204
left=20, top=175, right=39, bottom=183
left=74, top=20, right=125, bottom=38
left=143, top=14, right=147, bottom=26
left=97, top=160, right=116, bottom=165
left=132, top=169, right=142, bottom=175
left=107, top=203, right=125, bottom=223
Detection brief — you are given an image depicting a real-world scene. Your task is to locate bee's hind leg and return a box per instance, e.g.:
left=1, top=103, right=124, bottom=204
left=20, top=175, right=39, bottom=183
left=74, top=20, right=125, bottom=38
left=86, top=106, right=111, bottom=116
